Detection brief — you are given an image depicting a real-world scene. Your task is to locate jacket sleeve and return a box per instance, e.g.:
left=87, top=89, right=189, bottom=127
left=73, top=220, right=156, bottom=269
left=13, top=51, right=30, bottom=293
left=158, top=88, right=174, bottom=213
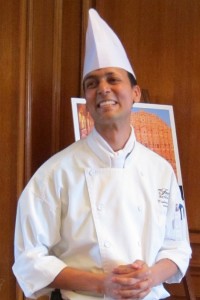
left=155, top=171, right=192, bottom=283
left=12, top=175, right=67, bottom=299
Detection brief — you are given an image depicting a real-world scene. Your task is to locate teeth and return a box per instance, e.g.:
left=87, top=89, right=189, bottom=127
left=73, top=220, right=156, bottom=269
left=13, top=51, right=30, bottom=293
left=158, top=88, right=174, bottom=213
left=99, top=100, right=116, bottom=107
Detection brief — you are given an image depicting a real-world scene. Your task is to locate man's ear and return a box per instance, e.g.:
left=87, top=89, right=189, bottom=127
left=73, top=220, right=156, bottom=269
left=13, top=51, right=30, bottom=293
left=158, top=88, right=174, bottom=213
left=132, top=85, right=141, bottom=103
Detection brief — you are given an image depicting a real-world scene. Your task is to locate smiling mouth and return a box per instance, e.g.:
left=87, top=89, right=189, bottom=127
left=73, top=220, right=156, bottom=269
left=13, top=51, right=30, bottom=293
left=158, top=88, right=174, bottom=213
left=98, top=100, right=117, bottom=108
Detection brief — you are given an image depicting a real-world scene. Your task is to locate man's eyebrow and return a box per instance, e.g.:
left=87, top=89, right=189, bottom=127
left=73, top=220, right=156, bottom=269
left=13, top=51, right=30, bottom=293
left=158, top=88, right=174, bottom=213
left=84, top=75, right=97, bottom=81
left=84, top=72, right=116, bottom=81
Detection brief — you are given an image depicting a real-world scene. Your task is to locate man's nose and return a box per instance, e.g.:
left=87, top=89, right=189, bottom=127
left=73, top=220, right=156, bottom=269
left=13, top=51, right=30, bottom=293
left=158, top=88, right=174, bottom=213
left=97, top=80, right=111, bottom=95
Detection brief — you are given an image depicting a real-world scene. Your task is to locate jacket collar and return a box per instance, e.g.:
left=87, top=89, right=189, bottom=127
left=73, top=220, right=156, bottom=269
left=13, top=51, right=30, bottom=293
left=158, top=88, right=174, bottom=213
left=86, top=127, right=136, bottom=168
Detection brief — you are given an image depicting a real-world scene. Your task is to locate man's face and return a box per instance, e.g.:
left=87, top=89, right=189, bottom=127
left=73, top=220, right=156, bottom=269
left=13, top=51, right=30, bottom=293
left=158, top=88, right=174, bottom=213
left=83, top=67, right=141, bottom=128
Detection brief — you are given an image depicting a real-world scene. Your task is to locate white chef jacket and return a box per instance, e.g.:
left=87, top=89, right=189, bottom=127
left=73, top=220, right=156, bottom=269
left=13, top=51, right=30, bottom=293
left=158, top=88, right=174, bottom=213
left=12, top=127, right=191, bottom=300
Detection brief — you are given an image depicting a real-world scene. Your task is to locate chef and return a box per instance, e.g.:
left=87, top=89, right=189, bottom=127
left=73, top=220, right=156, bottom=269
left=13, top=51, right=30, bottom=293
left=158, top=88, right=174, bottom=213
left=13, top=8, right=191, bottom=300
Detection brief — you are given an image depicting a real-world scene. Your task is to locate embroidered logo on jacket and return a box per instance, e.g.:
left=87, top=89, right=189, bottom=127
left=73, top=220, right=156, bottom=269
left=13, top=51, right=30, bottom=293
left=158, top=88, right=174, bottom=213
left=158, top=188, right=170, bottom=208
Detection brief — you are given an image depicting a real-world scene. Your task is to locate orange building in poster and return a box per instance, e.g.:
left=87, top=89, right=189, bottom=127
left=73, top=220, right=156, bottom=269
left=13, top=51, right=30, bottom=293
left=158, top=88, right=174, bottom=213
left=131, top=110, right=177, bottom=177
left=78, top=104, right=94, bottom=138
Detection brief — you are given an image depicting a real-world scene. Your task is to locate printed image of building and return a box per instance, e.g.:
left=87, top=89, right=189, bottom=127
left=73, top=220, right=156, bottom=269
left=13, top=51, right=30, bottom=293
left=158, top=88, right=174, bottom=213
left=78, top=104, right=94, bottom=138
left=131, top=110, right=177, bottom=177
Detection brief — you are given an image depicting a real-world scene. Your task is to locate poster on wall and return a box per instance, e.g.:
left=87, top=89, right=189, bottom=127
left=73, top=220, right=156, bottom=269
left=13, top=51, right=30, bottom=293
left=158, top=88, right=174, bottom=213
left=71, top=97, right=183, bottom=193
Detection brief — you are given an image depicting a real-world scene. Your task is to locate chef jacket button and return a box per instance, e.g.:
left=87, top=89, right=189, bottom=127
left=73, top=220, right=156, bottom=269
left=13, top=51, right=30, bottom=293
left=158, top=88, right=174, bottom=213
left=140, top=171, right=144, bottom=177
left=137, top=241, right=141, bottom=247
left=137, top=206, right=142, bottom=212
left=97, top=204, right=103, bottom=211
left=89, top=169, right=95, bottom=176
left=104, top=241, right=111, bottom=248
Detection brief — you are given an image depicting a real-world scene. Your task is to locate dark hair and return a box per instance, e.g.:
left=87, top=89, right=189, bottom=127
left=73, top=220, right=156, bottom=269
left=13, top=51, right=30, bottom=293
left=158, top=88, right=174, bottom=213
left=127, top=72, right=137, bottom=86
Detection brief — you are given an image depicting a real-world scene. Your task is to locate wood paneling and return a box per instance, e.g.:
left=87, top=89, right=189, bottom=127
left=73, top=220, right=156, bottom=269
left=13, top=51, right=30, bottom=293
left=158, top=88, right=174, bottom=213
left=59, top=0, right=82, bottom=149
left=25, top=0, right=55, bottom=178
left=0, top=0, right=25, bottom=299
left=0, top=0, right=199, bottom=299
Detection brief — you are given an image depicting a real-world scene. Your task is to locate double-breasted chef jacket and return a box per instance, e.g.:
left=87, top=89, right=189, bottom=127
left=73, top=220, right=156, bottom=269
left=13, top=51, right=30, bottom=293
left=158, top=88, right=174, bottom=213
left=13, top=128, right=191, bottom=300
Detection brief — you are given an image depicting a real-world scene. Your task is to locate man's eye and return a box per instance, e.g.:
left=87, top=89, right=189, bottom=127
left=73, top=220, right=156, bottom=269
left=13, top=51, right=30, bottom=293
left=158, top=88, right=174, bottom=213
left=85, top=81, right=97, bottom=89
left=109, top=77, right=120, bottom=83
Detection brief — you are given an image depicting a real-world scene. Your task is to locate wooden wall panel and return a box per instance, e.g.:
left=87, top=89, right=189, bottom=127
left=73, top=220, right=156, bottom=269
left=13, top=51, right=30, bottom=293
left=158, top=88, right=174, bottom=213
left=0, top=0, right=25, bottom=299
left=25, top=0, right=55, bottom=179
left=59, top=0, right=83, bottom=150
left=25, top=0, right=83, bottom=177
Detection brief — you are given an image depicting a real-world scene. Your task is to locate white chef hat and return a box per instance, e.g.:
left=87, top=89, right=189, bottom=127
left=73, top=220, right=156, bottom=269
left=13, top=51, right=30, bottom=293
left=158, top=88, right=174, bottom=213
left=83, top=9, right=136, bottom=80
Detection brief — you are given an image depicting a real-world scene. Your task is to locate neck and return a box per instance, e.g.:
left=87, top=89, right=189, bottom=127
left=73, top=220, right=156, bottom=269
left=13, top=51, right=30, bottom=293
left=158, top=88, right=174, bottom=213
left=95, top=123, right=131, bottom=152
